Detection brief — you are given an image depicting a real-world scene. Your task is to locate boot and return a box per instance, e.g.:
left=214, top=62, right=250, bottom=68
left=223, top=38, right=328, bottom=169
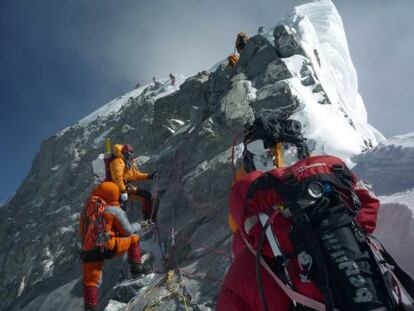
left=84, top=303, right=97, bottom=311
left=130, top=261, right=145, bottom=277
left=130, top=262, right=152, bottom=277
left=130, top=254, right=153, bottom=277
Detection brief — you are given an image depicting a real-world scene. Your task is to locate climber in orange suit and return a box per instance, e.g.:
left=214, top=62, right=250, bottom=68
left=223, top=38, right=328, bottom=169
left=80, top=182, right=143, bottom=311
left=109, top=144, right=158, bottom=221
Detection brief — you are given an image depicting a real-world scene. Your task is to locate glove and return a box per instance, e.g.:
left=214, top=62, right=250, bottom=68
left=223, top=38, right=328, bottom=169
left=148, top=171, right=158, bottom=180
left=120, top=192, right=128, bottom=202
left=131, top=222, right=142, bottom=233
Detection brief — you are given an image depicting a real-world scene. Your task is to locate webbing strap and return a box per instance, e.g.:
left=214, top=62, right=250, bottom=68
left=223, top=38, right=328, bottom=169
left=242, top=233, right=338, bottom=311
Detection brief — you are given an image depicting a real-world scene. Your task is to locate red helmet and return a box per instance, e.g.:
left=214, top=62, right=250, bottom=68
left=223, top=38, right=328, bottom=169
left=122, top=144, right=134, bottom=153
left=122, top=144, right=135, bottom=160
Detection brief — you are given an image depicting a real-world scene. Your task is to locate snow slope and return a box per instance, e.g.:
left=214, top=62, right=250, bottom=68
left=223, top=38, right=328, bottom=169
left=58, top=74, right=186, bottom=136
left=286, top=1, right=384, bottom=164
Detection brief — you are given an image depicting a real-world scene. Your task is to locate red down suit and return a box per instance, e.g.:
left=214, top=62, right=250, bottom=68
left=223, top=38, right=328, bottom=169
left=217, top=155, right=380, bottom=311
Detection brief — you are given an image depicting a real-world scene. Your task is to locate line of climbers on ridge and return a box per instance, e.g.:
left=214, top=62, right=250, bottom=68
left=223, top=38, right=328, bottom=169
left=80, top=142, right=158, bottom=311
left=216, top=117, right=414, bottom=311
left=134, top=73, right=176, bottom=90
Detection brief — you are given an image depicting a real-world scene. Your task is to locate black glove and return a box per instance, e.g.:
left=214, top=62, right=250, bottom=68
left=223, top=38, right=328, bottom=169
left=148, top=171, right=157, bottom=180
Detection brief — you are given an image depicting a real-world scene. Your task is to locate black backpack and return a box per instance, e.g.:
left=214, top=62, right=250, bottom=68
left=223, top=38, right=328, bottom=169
left=246, top=159, right=414, bottom=311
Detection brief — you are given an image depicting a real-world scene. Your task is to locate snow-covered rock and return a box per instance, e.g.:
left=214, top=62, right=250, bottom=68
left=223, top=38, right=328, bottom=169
left=103, top=300, right=126, bottom=311
left=259, top=0, right=384, bottom=165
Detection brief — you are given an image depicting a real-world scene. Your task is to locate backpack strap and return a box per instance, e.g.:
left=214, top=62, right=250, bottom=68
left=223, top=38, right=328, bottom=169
left=241, top=231, right=338, bottom=311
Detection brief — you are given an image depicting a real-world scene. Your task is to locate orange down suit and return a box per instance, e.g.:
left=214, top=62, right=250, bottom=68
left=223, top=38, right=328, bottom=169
left=109, top=144, right=149, bottom=193
left=81, top=182, right=141, bottom=291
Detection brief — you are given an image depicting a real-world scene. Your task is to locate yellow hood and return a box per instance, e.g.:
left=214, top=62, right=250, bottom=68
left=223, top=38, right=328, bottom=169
left=113, top=144, right=125, bottom=158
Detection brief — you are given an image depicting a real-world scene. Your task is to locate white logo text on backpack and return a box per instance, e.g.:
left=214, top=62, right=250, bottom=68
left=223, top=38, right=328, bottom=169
left=297, top=162, right=327, bottom=173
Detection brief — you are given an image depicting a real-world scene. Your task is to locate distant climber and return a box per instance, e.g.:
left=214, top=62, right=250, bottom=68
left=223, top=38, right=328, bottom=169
left=226, top=32, right=249, bottom=68
left=169, top=73, right=176, bottom=86
left=80, top=181, right=150, bottom=311
left=109, top=144, right=158, bottom=222
left=218, top=117, right=414, bottom=310
left=152, top=76, right=161, bottom=89
left=257, top=26, right=264, bottom=35
left=135, top=83, right=140, bottom=89
left=227, top=53, right=239, bottom=67
left=235, top=32, right=249, bottom=54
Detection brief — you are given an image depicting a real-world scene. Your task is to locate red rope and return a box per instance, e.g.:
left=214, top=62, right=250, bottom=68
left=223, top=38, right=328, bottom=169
left=181, top=190, right=210, bottom=217
left=156, top=225, right=232, bottom=259
left=178, top=268, right=223, bottom=284
left=176, top=234, right=232, bottom=259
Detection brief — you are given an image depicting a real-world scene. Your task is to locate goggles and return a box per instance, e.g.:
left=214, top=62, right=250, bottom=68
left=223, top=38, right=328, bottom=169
left=123, top=151, right=136, bottom=160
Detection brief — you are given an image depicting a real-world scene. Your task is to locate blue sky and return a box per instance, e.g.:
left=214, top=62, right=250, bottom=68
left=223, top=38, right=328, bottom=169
left=1, top=0, right=414, bottom=204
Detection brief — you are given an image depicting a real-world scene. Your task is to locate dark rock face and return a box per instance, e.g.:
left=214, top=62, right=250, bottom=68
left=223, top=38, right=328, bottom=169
left=237, top=35, right=270, bottom=69
left=255, top=59, right=293, bottom=88
left=354, top=140, right=414, bottom=195
left=253, top=81, right=300, bottom=118
left=111, top=275, right=156, bottom=303
left=240, top=35, right=280, bottom=80
left=273, top=24, right=306, bottom=58
left=0, top=7, right=366, bottom=311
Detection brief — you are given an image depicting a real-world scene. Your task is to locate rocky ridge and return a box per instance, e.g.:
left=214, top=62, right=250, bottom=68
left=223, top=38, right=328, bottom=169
left=0, top=1, right=384, bottom=310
